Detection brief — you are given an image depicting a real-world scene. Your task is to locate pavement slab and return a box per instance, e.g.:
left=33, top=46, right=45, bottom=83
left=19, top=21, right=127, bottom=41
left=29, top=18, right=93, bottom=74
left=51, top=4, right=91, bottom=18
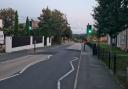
left=76, top=45, right=122, bottom=89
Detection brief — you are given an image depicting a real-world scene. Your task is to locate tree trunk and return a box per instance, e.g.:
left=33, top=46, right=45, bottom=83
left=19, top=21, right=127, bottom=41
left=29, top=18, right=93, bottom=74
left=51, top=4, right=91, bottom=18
left=115, top=35, right=117, bottom=47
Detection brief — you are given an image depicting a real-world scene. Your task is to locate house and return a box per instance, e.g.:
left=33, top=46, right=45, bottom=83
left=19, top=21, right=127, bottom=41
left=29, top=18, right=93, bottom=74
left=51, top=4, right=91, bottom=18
left=31, top=20, right=39, bottom=29
left=0, top=19, right=4, bottom=45
left=100, top=36, right=108, bottom=43
left=117, top=29, right=128, bottom=51
left=0, top=19, right=3, bottom=29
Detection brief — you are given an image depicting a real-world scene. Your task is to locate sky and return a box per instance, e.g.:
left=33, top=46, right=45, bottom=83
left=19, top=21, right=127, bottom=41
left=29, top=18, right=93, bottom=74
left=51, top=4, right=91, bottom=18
left=0, top=0, right=96, bottom=34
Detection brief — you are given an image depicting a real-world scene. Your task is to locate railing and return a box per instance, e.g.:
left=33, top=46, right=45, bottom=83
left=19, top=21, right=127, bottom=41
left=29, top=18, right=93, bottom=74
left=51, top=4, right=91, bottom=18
left=33, top=36, right=42, bottom=44
left=12, top=36, right=30, bottom=48
left=97, top=46, right=128, bottom=89
left=87, top=43, right=128, bottom=89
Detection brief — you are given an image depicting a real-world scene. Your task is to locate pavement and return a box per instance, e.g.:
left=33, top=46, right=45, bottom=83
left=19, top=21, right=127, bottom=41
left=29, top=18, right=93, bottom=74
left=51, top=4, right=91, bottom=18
left=76, top=45, right=122, bottom=89
left=0, top=43, right=122, bottom=89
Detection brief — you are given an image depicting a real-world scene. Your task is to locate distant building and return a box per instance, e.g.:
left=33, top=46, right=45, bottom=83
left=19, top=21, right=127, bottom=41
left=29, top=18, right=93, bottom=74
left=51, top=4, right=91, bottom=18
left=100, top=36, right=108, bottom=43
left=0, top=19, right=4, bottom=44
left=0, top=19, right=3, bottom=30
left=117, top=29, right=128, bottom=51
left=31, top=20, right=39, bottom=29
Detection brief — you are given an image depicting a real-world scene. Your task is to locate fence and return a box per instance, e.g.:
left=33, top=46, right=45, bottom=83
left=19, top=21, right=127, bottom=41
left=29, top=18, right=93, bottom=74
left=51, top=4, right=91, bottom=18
left=5, top=36, right=51, bottom=53
left=97, top=46, right=128, bottom=89
left=12, top=36, right=31, bottom=48
left=33, top=36, right=43, bottom=44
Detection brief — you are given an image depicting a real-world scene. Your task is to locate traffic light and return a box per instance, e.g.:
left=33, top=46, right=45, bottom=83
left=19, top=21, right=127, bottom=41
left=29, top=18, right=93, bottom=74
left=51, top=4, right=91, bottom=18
left=29, top=21, right=32, bottom=30
left=87, top=24, right=93, bottom=35
left=88, top=28, right=92, bottom=34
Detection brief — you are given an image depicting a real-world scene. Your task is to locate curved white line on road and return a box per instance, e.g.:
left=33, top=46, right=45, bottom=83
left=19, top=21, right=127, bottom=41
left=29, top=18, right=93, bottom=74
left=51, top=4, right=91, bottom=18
left=0, top=55, right=52, bottom=82
left=0, top=74, right=19, bottom=82
left=19, top=59, right=48, bottom=74
left=20, top=55, right=52, bottom=74
left=57, top=57, right=79, bottom=89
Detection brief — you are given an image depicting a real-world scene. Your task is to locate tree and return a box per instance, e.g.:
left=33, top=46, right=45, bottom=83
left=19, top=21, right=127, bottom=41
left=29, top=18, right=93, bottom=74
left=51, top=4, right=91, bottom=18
left=38, top=7, right=52, bottom=37
left=62, top=26, right=72, bottom=41
left=38, top=7, right=72, bottom=44
left=14, top=11, right=19, bottom=35
left=25, top=17, right=30, bottom=35
left=19, top=23, right=25, bottom=29
left=0, top=8, right=15, bottom=29
left=51, top=9, right=65, bottom=43
left=120, top=0, right=128, bottom=29
left=93, top=0, right=127, bottom=46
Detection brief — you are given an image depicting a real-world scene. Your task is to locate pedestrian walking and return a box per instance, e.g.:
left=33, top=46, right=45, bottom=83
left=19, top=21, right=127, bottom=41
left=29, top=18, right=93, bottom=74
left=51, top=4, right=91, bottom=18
left=92, top=43, right=97, bottom=55
left=83, top=39, right=87, bottom=51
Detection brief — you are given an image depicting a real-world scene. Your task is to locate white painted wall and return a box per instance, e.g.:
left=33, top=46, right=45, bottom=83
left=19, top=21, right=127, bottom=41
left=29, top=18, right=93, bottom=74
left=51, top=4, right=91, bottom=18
left=5, top=36, right=50, bottom=53
left=47, top=37, right=51, bottom=46
left=5, top=36, right=12, bottom=52
left=34, top=36, right=44, bottom=48
left=107, top=35, right=111, bottom=45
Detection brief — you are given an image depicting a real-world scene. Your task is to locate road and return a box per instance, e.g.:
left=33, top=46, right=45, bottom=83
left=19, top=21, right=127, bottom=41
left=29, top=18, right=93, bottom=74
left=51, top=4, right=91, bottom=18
left=0, top=43, right=81, bottom=89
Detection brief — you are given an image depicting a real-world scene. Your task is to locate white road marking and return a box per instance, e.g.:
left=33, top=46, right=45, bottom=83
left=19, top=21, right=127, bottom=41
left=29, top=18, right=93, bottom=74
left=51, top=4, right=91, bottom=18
left=73, top=44, right=82, bottom=89
left=20, top=59, right=46, bottom=74
left=0, top=74, right=19, bottom=82
left=47, top=55, right=53, bottom=59
left=20, top=55, right=52, bottom=74
left=0, top=55, right=52, bottom=82
left=57, top=57, right=79, bottom=89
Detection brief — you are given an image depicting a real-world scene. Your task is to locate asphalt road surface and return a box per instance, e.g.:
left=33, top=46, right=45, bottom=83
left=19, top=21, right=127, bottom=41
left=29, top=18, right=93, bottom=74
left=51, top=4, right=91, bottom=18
left=0, top=43, right=81, bottom=89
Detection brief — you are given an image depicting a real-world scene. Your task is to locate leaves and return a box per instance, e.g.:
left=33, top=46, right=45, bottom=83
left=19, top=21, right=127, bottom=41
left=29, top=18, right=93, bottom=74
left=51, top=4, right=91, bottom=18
left=0, top=8, right=15, bottom=29
left=38, top=7, right=72, bottom=44
left=25, top=17, right=30, bottom=35
left=93, top=0, right=128, bottom=37
left=14, top=11, right=19, bottom=35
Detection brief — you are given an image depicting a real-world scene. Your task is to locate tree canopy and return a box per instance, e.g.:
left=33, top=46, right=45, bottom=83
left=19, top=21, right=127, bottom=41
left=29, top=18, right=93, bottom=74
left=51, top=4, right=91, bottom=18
left=93, top=0, right=128, bottom=38
left=14, top=11, right=19, bottom=35
left=38, top=7, right=72, bottom=44
left=0, top=8, right=15, bottom=29
left=0, top=7, right=72, bottom=43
